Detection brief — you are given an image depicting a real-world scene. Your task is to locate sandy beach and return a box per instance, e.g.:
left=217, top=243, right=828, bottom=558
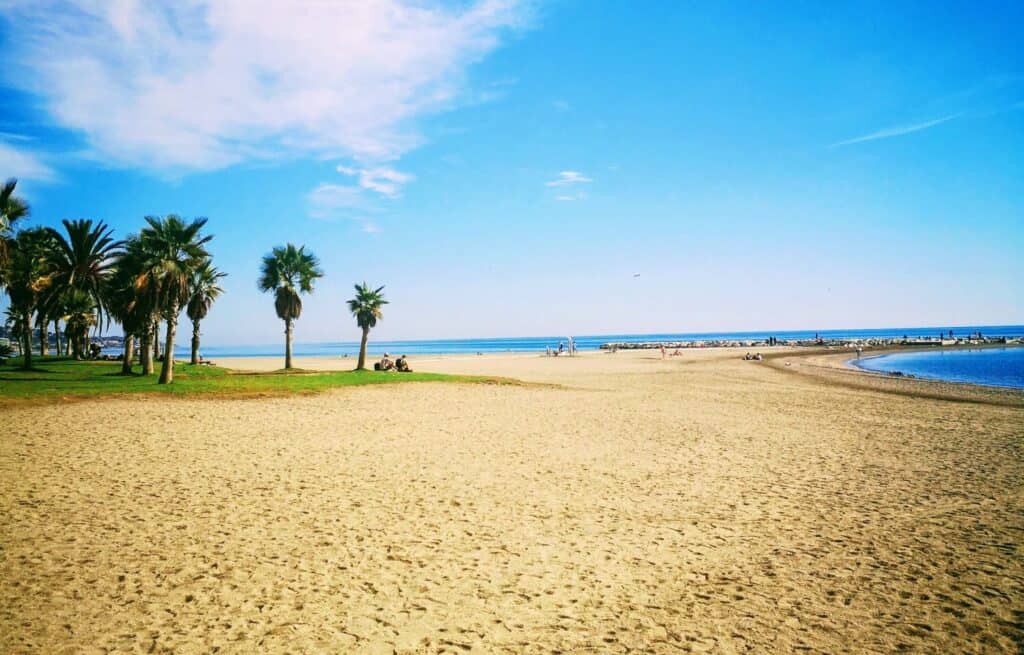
left=2, top=349, right=1022, bottom=653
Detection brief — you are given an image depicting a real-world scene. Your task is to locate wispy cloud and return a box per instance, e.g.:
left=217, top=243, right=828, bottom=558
left=0, top=132, right=33, bottom=143
left=552, top=100, right=571, bottom=111
left=556, top=192, right=587, bottom=201
left=832, top=114, right=961, bottom=147
left=0, top=140, right=54, bottom=181
left=546, top=170, right=592, bottom=187
left=337, top=165, right=414, bottom=198
left=1, top=0, right=528, bottom=171
left=307, top=184, right=371, bottom=221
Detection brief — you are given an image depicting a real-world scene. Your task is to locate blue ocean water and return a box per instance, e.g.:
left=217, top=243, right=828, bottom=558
left=854, top=347, right=1024, bottom=389
left=148, top=324, right=1023, bottom=359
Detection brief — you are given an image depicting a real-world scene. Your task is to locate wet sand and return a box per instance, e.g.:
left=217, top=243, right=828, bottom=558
left=2, top=349, right=1022, bottom=653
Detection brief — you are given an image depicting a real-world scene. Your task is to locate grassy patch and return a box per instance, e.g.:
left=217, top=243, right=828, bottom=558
left=0, top=357, right=515, bottom=404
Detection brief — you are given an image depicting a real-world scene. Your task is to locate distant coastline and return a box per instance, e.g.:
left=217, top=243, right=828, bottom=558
left=70, top=324, right=1024, bottom=358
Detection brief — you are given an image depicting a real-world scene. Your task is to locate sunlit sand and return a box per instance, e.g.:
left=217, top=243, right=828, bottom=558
left=2, top=349, right=1021, bottom=653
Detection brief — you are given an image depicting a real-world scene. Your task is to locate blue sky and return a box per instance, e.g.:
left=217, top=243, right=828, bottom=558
left=1, top=0, right=1022, bottom=345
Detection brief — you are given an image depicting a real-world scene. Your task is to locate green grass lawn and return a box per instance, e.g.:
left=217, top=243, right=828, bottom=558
left=0, top=356, right=513, bottom=404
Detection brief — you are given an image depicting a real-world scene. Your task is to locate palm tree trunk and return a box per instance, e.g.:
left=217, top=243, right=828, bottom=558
left=190, top=319, right=201, bottom=365
left=284, top=318, right=293, bottom=369
left=54, top=318, right=62, bottom=357
left=70, top=325, right=81, bottom=360
left=152, top=320, right=161, bottom=362
left=159, top=313, right=177, bottom=384
left=140, top=324, right=154, bottom=375
left=38, top=316, right=47, bottom=357
left=21, top=311, right=32, bottom=370
left=121, top=333, right=134, bottom=375
left=357, top=326, right=369, bottom=370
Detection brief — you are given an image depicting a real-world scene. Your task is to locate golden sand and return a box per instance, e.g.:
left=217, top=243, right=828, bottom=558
left=2, top=349, right=1022, bottom=653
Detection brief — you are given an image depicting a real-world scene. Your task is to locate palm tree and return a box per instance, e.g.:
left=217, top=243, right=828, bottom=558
left=61, top=289, right=98, bottom=360
left=348, top=282, right=388, bottom=371
left=22, top=228, right=62, bottom=357
left=44, top=219, right=123, bottom=357
left=138, top=215, right=212, bottom=384
left=4, top=227, right=55, bottom=369
left=0, top=178, right=30, bottom=288
left=186, top=260, right=226, bottom=365
left=109, top=236, right=160, bottom=374
left=106, top=237, right=153, bottom=374
left=258, top=243, right=323, bottom=369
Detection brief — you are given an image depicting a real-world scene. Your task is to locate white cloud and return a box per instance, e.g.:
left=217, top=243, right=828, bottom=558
left=832, top=114, right=961, bottom=147
left=307, top=183, right=370, bottom=220
left=0, top=140, right=55, bottom=181
left=1, top=0, right=528, bottom=171
left=556, top=193, right=586, bottom=201
left=546, top=170, right=592, bottom=187
left=337, top=165, right=414, bottom=198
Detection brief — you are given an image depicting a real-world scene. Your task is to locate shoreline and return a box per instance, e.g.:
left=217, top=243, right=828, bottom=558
left=762, top=344, right=1024, bottom=407
left=848, top=347, right=1023, bottom=389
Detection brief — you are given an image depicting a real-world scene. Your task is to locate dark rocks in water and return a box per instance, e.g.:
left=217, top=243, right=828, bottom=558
left=599, top=335, right=1023, bottom=351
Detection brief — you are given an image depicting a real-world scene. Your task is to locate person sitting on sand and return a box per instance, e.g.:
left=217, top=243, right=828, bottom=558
left=396, top=355, right=412, bottom=373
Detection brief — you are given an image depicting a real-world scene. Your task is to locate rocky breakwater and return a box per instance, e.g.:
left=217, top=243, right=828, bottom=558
left=599, top=335, right=1023, bottom=351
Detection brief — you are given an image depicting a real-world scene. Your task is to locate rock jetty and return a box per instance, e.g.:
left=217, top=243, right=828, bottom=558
left=599, top=335, right=1022, bottom=351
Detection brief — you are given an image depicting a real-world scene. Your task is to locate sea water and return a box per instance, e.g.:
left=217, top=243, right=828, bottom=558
left=854, top=347, right=1024, bottom=389
left=146, top=324, right=1023, bottom=358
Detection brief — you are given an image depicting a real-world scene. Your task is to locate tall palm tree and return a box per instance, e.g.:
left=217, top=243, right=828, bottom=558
left=45, top=219, right=123, bottom=349
left=4, top=227, right=54, bottom=369
left=348, top=282, right=388, bottom=371
left=186, top=260, right=226, bottom=365
left=0, top=178, right=30, bottom=288
left=258, top=243, right=323, bottom=370
left=22, top=228, right=62, bottom=357
left=106, top=237, right=154, bottom=374
left=139, top=215, right=212, bottom=384
left=111, top=236, right=161, bottom=375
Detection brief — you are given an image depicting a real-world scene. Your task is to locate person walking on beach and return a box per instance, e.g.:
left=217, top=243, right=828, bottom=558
left=660, top=345, right=667, bottom=359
